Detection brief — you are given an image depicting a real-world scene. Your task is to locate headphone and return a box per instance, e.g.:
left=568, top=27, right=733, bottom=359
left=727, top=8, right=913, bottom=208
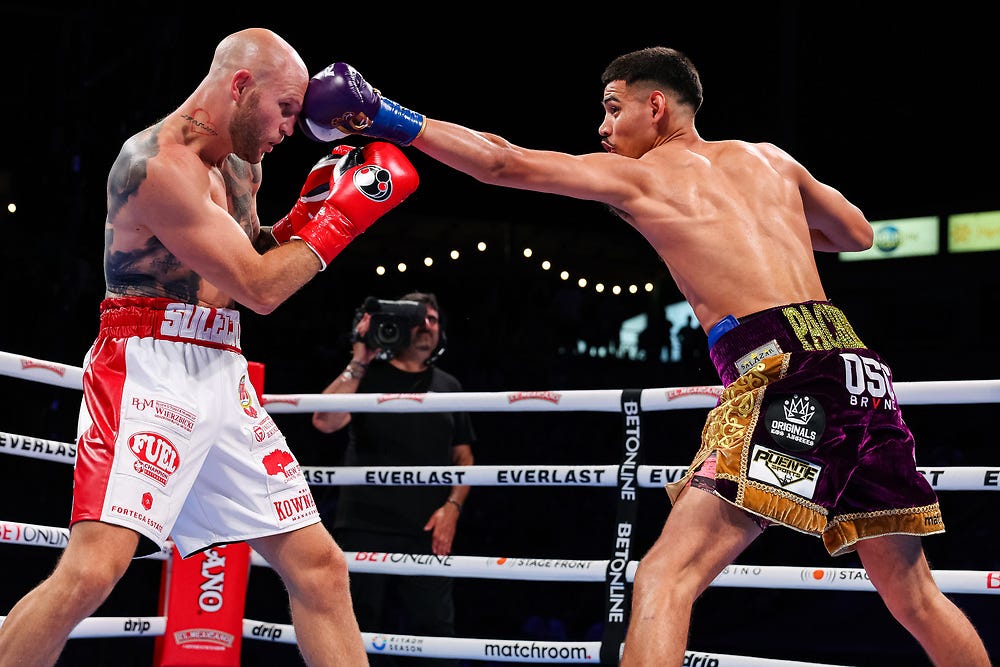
left=427, top=327, right=447, bottom=366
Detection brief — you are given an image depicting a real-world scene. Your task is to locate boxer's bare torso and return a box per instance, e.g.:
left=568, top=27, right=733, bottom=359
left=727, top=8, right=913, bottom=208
left=413, top=78, right=871, bottom=332
left=104, top=120, right=265, bottom=308
left=597, top=136, right=848, bottom=330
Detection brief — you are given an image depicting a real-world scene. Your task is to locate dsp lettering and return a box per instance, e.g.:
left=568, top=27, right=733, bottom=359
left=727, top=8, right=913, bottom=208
left=160, top=302, right=240, bottom=348
left=782, top=303, right=865, bottom=351
left=128, top=432, right=179, bottom=485
left=840, top=352, right=897, bottom=410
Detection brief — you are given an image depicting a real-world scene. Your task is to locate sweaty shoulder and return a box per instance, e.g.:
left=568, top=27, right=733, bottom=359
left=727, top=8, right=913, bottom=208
left=745, top=141, right=805, bottom=180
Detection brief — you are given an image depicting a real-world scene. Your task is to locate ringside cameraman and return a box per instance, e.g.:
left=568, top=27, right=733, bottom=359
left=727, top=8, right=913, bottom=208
left=0, top=28, right=419, bottom=667
left=313, top=292, right=475, bottom=667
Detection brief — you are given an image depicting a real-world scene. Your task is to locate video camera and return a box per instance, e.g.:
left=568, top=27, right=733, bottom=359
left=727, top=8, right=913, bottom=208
left=352, top=296, right=428, bottom=358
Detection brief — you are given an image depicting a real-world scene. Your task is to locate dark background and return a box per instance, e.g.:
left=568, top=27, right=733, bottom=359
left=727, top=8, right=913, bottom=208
left=1, top=3, right=997, bottom=666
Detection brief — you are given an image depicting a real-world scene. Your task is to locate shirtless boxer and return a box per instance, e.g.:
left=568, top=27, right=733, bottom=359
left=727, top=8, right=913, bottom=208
left=0, top=28, right=418, bottom=667
left=296, top=48, right=990, bottom=666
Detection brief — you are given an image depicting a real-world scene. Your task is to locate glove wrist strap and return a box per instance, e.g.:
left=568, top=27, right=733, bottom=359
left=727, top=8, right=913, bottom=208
left=292, top=207, right=358, bottom=272
left=372, top=99, right=425, bottom=145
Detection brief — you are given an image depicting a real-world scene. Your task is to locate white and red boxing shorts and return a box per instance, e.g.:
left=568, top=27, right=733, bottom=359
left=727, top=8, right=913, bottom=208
left=71, top=297, right=319, bottom=558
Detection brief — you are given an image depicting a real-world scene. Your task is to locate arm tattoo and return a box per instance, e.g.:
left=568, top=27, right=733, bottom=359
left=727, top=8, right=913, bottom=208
left=222, top=156, right=260, bottom=239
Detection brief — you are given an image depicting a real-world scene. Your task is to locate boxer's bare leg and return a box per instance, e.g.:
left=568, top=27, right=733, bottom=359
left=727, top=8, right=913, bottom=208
left=250, top=524, right=368, bottom=666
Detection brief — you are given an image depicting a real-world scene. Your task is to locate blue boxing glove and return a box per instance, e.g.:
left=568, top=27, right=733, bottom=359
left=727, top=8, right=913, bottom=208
left=299, top=62, right=425, bottom=146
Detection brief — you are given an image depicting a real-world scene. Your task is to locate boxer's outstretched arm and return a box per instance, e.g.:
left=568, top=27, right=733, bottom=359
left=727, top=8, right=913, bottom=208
left=299, top=62, right=641, bottom=211
left=413, top=119, right=641, bottom=208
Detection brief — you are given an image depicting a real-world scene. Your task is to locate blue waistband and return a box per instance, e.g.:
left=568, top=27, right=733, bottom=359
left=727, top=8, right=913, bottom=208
left=707, top=315, right=740, bottom=350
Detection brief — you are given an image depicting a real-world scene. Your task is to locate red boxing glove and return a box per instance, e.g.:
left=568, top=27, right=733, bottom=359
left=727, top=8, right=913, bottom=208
left=271, top=145, right=357, bottom=244
left=294, top=142, right=419, bottom=270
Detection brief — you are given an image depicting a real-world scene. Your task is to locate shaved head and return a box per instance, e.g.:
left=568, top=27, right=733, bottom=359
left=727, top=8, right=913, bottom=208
left=209, top=27, right=307, bottom=84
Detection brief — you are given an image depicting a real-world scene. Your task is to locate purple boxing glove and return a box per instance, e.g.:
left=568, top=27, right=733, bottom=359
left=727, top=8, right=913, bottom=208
left=299, top=62, right=426, bottom=146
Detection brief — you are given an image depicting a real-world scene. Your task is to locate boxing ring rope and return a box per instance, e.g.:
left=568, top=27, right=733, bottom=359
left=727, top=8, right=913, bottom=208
left=1, top=349, right=997, bottom=665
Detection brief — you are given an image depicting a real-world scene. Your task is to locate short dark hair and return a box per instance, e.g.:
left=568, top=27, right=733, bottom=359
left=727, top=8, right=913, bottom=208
left=400, top=291, right=439, bottom=314
left=601, top=47, right=703, bottom=113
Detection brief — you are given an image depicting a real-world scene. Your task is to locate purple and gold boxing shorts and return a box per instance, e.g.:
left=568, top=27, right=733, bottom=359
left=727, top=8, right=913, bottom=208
left=667, top=300, right=943, bottom=556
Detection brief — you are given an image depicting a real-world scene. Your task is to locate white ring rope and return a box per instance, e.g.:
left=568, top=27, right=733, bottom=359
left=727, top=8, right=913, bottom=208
left=0, top=610, right=854, bottom=666
left=1, top=348, right=996, bottom=665
left=2, top=518, right=994, bottom=595
left=2, top=350, right=999, bottom=410
left=3, top=432, right=996, bottom=492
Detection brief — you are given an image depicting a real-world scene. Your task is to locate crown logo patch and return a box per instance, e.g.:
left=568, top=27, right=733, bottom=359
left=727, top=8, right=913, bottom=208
left=783, top=395, right=816, bottom=425
left=764, top=393, right=826, bottom=453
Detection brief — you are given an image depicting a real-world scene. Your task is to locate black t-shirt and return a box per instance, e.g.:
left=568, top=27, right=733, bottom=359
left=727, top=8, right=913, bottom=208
left=334, top=362, right=476, bottom=536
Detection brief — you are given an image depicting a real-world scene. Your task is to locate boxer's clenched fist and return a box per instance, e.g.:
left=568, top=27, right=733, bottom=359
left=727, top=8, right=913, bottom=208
left=299, top=62, right=425, bottom=146
left=292, top=141, right=419, bottom=270
left=272, top=145, right=357, bottom=244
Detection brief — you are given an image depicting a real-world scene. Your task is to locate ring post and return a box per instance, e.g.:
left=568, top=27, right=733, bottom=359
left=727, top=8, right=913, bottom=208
left=600, top=388, right=643, bottom=663
left=153, top=542, right=251, bottom=666
left=152, top=361, right=266, bottom=666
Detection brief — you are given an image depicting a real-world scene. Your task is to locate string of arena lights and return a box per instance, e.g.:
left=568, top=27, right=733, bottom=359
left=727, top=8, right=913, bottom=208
left=370, top=239, right=658, bottom=298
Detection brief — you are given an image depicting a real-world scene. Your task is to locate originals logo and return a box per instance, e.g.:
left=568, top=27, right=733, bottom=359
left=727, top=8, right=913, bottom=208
left=765, top=394, right=826, bottom=452
left=353, top=165, right=392, bottom=201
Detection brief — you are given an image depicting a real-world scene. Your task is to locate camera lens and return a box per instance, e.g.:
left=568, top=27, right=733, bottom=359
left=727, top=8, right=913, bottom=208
left=375, top=321, right=401, bottom=347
